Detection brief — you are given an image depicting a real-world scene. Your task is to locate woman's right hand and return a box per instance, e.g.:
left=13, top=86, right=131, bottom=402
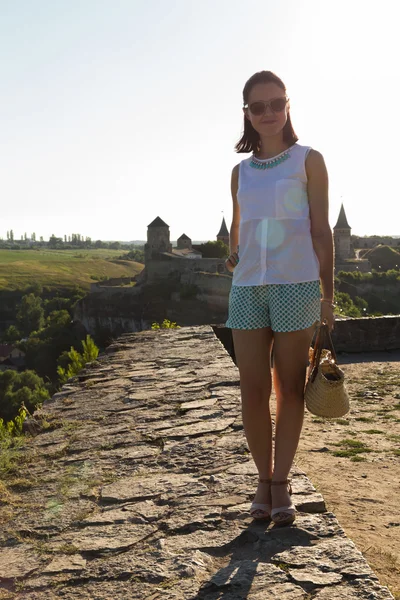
left=225, top=252, right=239, bottom=272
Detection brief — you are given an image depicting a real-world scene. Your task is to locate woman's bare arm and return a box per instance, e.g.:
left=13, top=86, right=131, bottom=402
left=229, top=164, right=240, bottom=255
left=306, top=149, right=334, bottom=301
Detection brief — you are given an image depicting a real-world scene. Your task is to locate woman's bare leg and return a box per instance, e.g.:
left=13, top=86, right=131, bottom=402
left=232, top=327, right=274, bottom=504
left=271, top=324, right=315, bottom=509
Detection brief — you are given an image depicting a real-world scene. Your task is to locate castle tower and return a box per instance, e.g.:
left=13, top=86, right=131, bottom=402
left=177, top=234, right=192, bottom=250
left=145, top=216, right=172, bottom=261
left=217, top=217, right=229, bottom=247
left=333, top=204, right=353, bottom=261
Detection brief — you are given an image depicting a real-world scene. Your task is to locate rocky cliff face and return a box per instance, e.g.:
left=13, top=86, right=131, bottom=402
left=73, top=278, right=230, bottom=337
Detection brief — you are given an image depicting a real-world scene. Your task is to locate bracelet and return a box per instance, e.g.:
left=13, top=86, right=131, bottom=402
left=321, top=299, right=336, bottom=308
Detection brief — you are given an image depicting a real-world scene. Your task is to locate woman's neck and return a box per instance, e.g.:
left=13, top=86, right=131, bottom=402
left=255, top=135, right=289, bottom=159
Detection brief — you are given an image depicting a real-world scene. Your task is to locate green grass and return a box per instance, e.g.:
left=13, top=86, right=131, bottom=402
left=355, top=416, right=374, bottom=423
left=335, top=419, right=350, bottom=425
left=0, top=249, right=144, bottom=291
left=350, top=455, right=367, bottom=462
left=331, top=438, right=374, bottom=459
left=363, top=429, right=384, bottom=435
left=0, top=436, right=26, bottom=476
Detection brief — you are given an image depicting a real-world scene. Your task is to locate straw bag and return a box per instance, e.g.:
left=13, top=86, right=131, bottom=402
left=304, top=320, right=350, bottom=418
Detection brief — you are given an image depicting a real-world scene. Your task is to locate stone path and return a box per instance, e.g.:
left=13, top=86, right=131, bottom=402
left=0, top=326, right=394, bottom=599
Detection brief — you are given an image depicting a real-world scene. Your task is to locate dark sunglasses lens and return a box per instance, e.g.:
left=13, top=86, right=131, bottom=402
left=249, top=102, right=265, bottom=116
left=270, top=98, right=287, bottom=112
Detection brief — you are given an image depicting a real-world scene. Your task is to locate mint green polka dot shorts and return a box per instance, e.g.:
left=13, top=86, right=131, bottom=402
left=226, top=280, right=321, bottom=332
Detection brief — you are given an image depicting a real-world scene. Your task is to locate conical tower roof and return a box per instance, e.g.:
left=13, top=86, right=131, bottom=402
left=148, top=216, right=169, bottom=228
left=217, top=217, right=229, bottom=237
left=333, top=204, right=351, bottom=230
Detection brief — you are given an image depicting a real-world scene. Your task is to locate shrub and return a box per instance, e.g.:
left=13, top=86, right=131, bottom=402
left=57, top=335, right=99, bottom=385
left=151, top=319, right=180, bottom=330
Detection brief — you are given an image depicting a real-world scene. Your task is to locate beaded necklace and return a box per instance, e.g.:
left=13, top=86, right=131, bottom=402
left=249, top=147, right=292, bottom=170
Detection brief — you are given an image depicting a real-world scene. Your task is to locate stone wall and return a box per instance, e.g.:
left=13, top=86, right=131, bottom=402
left=90, top=277, right=135, bottom=292
left=0, top=326, right=393, bottom=598
left=216, top=316, right=400, bottom=357
left=146, top=257, right=227, bottom=281
left=353, top=236, right=400, bottom=249
left=330, top=315, right=400, bottom=352
left=335, top=259, right=371, bottom=273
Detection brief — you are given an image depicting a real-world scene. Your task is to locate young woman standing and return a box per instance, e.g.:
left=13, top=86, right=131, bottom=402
left=225, top=70, right=335, bottom=526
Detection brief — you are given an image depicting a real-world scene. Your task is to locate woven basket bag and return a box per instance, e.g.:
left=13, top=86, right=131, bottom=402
left=304, top=321, right=350, bottom=418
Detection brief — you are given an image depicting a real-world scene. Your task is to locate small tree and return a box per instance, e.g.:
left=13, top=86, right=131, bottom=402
left=16, top=294, right=45, bottom=337
left=0, top=370, right=49, bottom=422
left=196, top=240, right=229, bottom=258
left=3, top=325, right=21, bottom=343
left=57, top=335, right=99, bottom=385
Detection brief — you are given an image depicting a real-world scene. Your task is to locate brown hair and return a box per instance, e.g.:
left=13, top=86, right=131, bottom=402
left=235, top=70, right=298, bottom=154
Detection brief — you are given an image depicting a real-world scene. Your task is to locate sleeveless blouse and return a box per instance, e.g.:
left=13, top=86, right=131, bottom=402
left=232, top=143, right=320, bottom=286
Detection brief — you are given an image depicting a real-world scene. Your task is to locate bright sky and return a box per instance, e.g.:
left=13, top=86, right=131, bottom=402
left=1, top=0, right=399, bottom=242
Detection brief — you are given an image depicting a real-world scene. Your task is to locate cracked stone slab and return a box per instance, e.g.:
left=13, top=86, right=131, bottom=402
left=313, top=578, right=395, bottom=599
left=180, top=398, right=218, bottom=410
left=203, top=559, right=288, bottom=589
left=246, top=583, right=309, bottom=599
left=272, top=538, right=375, bottom=578
left=102, top=445, right=160, bottom=460
left=42, top=554, right=87, bottom=574
left=162, top=524, right=249, bottom=554
left=80, top=501, right=168, bottom=525
left=288, top=566, right=343, bottom=585
left=294, top=492, right=326, bottom=513
left=101, top=473, right=208, bottom=503
left=150, top=417, right=236, bottom=438
left=161, top=506, right=223, bottom=532
left=0, top=545, right=42, bottom=579
left=293, top=512, right=346, bottom=538
left=50, top=523, right=155, bottom=554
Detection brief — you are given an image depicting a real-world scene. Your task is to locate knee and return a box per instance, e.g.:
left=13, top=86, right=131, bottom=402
left=275, top=378, right=306, bottom=402
left=240, top=378, right=272, bottom=406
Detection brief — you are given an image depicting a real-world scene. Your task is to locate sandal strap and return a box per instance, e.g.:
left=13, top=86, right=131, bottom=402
left=271, top=479, right=291, bottom=485
left=259, top=478, right=271, bottom=484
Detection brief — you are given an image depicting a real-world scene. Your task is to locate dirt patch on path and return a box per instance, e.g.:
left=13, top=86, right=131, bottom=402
left=293, top=353, right=400, bottom=599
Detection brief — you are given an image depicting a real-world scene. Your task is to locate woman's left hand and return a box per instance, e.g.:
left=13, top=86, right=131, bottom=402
left=321, top=302, right=335, bottom=331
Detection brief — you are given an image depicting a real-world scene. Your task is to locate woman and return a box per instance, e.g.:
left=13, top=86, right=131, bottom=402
left=225, top=70, right=335, bottom=526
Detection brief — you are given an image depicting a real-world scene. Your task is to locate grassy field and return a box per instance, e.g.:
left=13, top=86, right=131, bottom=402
left=0, top=249, right=144, bottom=291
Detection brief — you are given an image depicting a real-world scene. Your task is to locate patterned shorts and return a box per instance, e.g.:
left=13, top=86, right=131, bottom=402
left=225, top=280, right=321, bottom=332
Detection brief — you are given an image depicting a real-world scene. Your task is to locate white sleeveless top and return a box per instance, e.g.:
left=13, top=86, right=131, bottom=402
left=232, top=142, right=320, bottom=286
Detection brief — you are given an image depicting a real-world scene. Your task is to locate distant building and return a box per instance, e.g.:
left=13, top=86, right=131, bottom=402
left=333, top=204, right=354, bottom=261
left=144, top=218, right=202, bottom=261
left=0, top=344, right=25, bottom=372
left=216, top=217, right=229, bottom=247
left=333, top=204, right=371, bottom=273
left=143, top=216, right=227, bottom=282
left=144, top=217, right=173, bottom=261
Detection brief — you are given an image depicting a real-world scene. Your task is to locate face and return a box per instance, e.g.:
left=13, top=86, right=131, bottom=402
left=243, top=82, right=289, bottom=137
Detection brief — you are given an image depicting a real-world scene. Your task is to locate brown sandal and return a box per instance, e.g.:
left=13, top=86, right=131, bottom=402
left=271, top=479, right=296, bottom=526
left=250, top=478, right=271, bottom=520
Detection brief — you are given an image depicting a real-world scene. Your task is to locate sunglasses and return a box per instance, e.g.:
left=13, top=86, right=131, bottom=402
left=244, top=97, right=288, bottom=116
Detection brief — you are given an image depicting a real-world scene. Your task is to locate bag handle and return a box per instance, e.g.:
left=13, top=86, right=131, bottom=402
left=309, top=320, right=337, bottom=383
